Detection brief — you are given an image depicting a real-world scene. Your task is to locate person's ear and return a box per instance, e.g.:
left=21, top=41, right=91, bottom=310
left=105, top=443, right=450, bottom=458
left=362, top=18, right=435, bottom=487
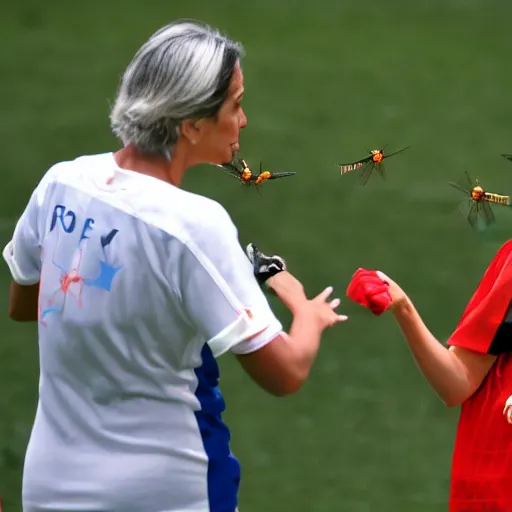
left=180, top=119, right=203, bottom=145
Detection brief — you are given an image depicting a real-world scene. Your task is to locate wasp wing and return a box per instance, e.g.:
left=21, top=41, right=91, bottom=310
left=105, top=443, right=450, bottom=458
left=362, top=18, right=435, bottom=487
left=480, top=200, right=495, bottom=227
left=448, top=181, right=470, bottom=196
left=383, top=146, right=411, bottom=159
left=216, top=164, right=242, bottom=181
left=463, top=170, right=477, bottom=191
left=375, top=161, right=386, bottom=181
left=457, top=198, right=478, bottom=228
left=268, top=172, right=296, bottom=180
left=359, top=161, right=376, bottom=186
left=501, top=153, right=512, bottom=162
left=217, top=160, right=240, bottom=172
left=467, top=202, right=480, bottom=229
left=462, top=200, right=495, bottom=230
left=339, top=155, right=372, bottom=176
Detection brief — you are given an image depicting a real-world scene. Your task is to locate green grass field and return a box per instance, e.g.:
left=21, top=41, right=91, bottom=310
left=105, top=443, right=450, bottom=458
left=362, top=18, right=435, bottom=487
left=2, top=0, right=512, bottom=510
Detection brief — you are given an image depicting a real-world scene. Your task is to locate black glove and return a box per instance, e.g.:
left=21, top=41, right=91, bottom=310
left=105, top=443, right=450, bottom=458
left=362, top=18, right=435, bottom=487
left=245, top=243, right=287, bottom=286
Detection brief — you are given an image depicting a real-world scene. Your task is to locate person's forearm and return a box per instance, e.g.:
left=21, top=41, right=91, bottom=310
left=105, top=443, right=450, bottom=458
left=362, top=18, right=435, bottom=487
left=392, top=297, right=472, bottom=406
left=9, top=281, right=39, bottom=322
left=265, top=272, right=325, bottom=388
left=283, top=304, right=324, bottom=381
left=266, top=271, right=308, bottom=312
left=235, top=305, right=325, bottom=397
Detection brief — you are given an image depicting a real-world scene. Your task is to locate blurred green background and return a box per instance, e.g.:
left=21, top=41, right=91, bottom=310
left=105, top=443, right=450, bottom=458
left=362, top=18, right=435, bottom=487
left=2, top=0, right=512, bottom=510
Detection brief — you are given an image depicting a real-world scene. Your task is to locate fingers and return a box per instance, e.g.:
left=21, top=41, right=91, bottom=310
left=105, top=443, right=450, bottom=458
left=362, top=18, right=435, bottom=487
left=376, top=271, right=391, bottom=284
left=314, top=286, right=334, bottom=302
left=352, top=268, right=378, bottom=279
left=504, top=396, right=512, bottom=424
left=314, top=288, right=349, bottom=326
left=352, top=268, right=389, bottom=286
left=329, top=298, right=341, bottom=309
left=327, top=311, right=348, bottom=326
left=347, top=266, right=392, bottom=316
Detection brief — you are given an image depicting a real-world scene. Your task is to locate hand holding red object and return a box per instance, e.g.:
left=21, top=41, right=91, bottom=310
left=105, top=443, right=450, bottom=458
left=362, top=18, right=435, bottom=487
left=346, top=268, right=392, bottom=315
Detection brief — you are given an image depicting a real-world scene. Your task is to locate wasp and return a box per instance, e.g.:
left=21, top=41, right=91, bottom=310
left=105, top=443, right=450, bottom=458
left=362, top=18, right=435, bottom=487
left=448, top=170, right=510, bottom=230
left=338, top=146, right=411, bottom=186
left=501, top=153, right=512, bottom=163
left=217, top=158, right=296, bottom=189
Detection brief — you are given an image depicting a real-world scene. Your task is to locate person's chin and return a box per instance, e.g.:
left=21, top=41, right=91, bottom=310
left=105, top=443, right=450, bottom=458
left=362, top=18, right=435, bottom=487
left=214, top=157, right=232, bottom=167
left=221, top=148, right=238, bottom=165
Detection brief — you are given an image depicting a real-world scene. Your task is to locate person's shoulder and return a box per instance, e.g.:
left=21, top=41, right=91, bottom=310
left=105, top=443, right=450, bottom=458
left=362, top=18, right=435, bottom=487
left=29, top=154, right=101, bottom=202
left=157, top=187, right=236, bottom=243
left=40, top=153, right=112, bottom=185
left=181, top=189, right=232, bottom=225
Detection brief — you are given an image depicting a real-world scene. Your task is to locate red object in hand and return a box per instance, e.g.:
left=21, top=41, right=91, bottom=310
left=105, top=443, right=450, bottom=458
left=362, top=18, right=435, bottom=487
left=346, top=268, right=392, bottom=315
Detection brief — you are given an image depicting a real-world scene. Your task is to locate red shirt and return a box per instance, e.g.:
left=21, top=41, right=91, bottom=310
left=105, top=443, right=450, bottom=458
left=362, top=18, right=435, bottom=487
left=447, top=241, right=512, bottom=511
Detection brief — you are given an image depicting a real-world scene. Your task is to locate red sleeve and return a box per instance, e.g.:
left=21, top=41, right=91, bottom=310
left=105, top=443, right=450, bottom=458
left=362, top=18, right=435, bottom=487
left=447, top=240, right=512, bottom=354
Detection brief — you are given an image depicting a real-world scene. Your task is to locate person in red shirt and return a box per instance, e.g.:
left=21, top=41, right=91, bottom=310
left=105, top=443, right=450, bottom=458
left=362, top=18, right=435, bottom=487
left=346, top=240, right=512, bottom=511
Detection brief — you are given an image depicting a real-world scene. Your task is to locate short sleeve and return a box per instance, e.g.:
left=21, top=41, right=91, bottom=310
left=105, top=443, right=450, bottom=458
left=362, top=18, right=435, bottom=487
left=447, top=241, right=512, bottom=354
left=3, top=165, right=60, bottom=285
left=176, top=207, right=283, bottom=358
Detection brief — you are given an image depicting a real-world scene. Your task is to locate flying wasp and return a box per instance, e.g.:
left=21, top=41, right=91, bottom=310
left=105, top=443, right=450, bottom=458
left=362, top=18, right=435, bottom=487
left=501, top=153, right=512, bottom=163
left=217, top=158, right=296, bottom=189
left=338, top=146, right=411, bottom=186
left=448, top=170, right=510, bottom=230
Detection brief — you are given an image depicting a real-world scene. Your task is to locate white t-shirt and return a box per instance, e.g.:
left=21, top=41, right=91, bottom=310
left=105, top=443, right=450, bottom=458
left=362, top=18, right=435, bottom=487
left=3, top=153, right=283, bottom=512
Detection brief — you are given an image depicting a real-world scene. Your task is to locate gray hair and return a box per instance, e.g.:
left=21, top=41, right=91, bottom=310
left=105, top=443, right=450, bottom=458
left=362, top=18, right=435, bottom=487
left=109, top=20, right=244, bottom=157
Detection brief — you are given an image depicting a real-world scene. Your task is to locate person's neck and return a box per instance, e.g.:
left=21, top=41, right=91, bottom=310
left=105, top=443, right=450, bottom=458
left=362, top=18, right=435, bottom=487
left=113, top=144, right=190, bottom=187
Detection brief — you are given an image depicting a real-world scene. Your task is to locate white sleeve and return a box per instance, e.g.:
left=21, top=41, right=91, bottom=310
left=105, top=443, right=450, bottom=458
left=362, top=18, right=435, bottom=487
left=3, top=165, right=59, bottom=285
left=177, top=207, right=283, bottom=358
left=4, top=193, right=42, bottom=285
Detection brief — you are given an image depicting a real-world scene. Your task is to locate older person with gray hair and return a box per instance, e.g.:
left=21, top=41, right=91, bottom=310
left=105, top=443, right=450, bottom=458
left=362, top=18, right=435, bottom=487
left=4, top=20, right=346, bottom=512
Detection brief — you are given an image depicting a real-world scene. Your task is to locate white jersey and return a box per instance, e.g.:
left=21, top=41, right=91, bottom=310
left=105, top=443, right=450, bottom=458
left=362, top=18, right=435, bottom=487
left=3, top=153, right=283, bottom=512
